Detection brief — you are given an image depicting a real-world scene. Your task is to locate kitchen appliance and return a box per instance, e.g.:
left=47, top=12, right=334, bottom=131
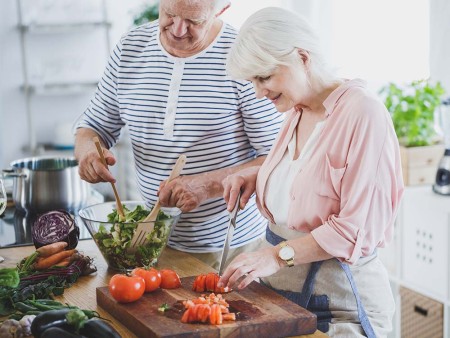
left=2, top=156, right=90, bottom=213
left=433, top=98, right=450, bottom=195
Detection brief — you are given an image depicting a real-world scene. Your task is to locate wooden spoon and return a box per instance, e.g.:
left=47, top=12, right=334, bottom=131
left=93, top=137, right=126, bottom=222
left=129, top=154, right=187, bottom=249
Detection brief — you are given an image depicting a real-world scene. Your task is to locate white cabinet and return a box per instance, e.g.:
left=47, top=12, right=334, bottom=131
left=380, top=186, right=450, bottom=338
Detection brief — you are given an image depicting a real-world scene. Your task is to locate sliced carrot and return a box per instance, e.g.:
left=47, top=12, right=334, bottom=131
left=36, top=242, right=68, bottom=257
left=34, top=249, right=77, bottom=270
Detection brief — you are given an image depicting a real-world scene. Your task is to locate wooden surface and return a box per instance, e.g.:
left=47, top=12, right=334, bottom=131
left=97, top=276, right=316, bottom=338
left=0, top=240, right=327, bottom=338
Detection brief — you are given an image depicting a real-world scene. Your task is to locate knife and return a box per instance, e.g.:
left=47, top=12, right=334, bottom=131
left=218, top=192, right=241, bottom=276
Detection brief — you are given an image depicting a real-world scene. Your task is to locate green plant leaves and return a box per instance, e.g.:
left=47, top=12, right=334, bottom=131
left=379, top=80, right=445, bottom=147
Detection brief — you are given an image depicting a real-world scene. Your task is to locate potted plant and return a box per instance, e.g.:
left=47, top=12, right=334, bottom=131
left=132, top=1, right=159, bottom=26
left=379, top=79, right=446, bottom=185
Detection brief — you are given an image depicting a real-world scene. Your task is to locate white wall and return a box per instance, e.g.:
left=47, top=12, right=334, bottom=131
left=430, top=0, right=450, bottom=96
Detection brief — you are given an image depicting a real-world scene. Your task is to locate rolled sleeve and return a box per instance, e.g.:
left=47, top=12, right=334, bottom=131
left=311, top=220, right=366, bottom=264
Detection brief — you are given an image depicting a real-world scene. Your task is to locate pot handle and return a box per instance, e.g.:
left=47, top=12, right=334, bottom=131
left=2, top=169, right=26, bottom=179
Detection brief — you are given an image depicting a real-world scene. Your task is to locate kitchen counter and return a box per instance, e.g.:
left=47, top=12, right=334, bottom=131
left=0, top=240, right=326, bottom=338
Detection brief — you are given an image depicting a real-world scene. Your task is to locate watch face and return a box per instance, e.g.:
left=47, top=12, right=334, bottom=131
left=279, top=245, right=295, bottom=260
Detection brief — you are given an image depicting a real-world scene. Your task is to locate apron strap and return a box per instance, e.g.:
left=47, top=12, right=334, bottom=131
left=266, top=226, right=377, bottom=338
left=339, top=262, right=377, bottom=338
left=266, top=227, right=322, bottom=307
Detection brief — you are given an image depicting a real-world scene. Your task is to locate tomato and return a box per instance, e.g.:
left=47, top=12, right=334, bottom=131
left=192, top=273, right=230, bottom=293
left=108, top=274, right=145, bottom=303
left=131, top=268, right=161, bottom=292
left=160, top=269, right=181, bottom=289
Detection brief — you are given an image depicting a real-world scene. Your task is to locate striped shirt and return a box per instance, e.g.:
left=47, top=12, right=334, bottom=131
left=76, top=21, right=283, bottom=253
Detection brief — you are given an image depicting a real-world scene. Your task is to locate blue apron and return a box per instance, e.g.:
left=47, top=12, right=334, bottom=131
left=265, top=227, right=376, bottom=337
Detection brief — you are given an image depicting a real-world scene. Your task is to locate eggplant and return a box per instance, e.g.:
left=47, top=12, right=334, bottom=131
left=30, top=309, right=74, bottom=338
left=79, top=319, right=121, bottom=338
left=40, top=327, right=84, bottom=338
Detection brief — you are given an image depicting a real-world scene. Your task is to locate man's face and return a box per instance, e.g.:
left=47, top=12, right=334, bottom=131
left=159, top=0, right=217, bottom=56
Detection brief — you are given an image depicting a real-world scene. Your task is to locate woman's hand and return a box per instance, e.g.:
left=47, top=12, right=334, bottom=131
left=222, top=166, right=260, bottom=212
left=217, top=246, right=281, bottom=290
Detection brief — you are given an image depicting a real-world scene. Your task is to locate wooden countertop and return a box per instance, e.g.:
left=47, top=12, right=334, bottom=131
left=0, top=240, right=327, bottom=338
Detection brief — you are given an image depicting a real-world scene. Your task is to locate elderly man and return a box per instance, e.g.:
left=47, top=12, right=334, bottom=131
left=74, top=0, right=282, bottom=269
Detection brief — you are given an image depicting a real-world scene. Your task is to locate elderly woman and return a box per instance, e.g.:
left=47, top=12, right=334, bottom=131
left=218, top=7, right=404, bottom=338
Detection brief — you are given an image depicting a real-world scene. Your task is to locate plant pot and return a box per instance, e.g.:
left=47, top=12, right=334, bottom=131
left=400, top=144, right=444, bottom=186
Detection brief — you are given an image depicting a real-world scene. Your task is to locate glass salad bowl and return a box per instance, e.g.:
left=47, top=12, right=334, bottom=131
left=78, top=201, right=181, bottom=271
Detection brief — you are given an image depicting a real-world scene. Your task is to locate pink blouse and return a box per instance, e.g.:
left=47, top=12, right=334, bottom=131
left=255, top=79, right=404, bottom=264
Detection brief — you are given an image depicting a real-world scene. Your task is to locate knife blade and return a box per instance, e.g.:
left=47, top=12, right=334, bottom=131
left=218, top=192, right=241, bottom=276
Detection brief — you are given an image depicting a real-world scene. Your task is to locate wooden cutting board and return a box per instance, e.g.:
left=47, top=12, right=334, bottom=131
left=97, top=276, right=317, bottom=338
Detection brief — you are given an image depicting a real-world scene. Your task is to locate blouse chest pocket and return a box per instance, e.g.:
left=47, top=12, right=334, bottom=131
left=317, top=154, right=347, bottom=201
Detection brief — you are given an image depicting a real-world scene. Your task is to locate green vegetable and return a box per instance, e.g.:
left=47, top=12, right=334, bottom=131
left=66, top=309, right=88, bottom=332
left=158, top=303, right=170, bottom=313
left=94, top=204, right=174, bottom=270
left=0, top=268, right=20, bottom=288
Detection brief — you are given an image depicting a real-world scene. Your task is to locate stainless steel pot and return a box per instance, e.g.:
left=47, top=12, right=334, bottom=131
left=2, top=156, right=89, bottom=213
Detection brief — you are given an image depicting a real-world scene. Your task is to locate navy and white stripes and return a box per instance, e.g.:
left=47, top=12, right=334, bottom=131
left=77, top=21, right=283, bottom=252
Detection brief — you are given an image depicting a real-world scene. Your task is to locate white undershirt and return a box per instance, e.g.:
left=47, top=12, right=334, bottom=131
left=265, top=120, right=326, bottom=225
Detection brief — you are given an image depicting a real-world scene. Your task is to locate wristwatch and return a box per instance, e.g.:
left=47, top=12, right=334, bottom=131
left=278, top=241, right=295, bottom=267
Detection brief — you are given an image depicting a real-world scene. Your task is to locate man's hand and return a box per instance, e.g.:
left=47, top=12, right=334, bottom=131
left=158, top=174, right=211, bottom=212
left=74, top=129, right=117, bottom=184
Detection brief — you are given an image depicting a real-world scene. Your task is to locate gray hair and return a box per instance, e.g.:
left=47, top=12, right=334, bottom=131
left=227, top=7, right=335, bottom=85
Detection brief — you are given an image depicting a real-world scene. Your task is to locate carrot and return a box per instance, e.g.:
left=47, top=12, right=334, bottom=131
left=36, top=242, right=68, bottom=257
left=34, top=249, right=77, bottom=270
left=52, top=252, right=83, bottom=268
left=53, top=258, right=71, bottom=267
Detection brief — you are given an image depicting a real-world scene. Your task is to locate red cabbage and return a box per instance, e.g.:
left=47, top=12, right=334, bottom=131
left=32, top=210, right=80, bottom=249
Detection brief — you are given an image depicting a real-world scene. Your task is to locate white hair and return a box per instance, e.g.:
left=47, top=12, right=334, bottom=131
left=227, top=7, right=335, bottom=85
left=175, top=0, right=230, bottom=14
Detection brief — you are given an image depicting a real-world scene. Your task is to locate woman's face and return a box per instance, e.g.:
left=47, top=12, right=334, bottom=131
left=251, top=56, right=310, bottom=113
left=159, top=0, right=217, bottom=57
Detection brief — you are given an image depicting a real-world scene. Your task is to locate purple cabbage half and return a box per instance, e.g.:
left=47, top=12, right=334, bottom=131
left=32, top=210, right=80, bottom=249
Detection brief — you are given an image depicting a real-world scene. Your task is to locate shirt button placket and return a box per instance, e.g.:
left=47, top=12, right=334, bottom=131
left=164, top=59, right=184, bottom=139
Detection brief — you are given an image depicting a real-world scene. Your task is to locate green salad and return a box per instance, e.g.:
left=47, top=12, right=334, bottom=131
left=94, top=205, right=173, bottom=270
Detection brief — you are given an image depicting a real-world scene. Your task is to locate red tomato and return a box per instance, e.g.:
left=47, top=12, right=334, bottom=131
left=160, top=269, right=181, bottom=289
left=131, top=268, right=162, bottom=292
left=108, top=274, right=145, bottom=303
